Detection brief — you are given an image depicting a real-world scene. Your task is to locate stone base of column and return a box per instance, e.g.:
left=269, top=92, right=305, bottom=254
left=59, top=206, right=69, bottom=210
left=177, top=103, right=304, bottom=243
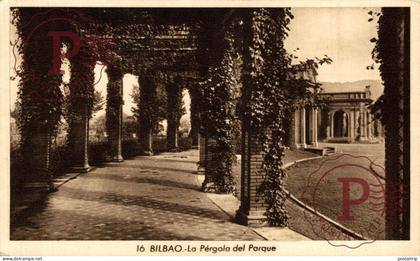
left=22, top=181, right=53, bottom=193
left=235, top=209, right=267, bottom=227
left=168, top=147, right=180, bottom=152
left=105, top=154, right=124, bottom=162
left=140, top=150, right=153, bottom=156
left=311, top=142, right=318, bottom=147
left=299, top=143, right=307, bottom=149
left=135, top=144, right=154, bottom=156
left=357, top=136, right=368, bottom=141
left=68, top=165, right=94, bottom=173
left=192, top=145, right=199, bottom=150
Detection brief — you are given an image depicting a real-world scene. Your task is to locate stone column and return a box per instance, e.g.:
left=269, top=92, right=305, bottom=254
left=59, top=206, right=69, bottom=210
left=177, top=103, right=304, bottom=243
left=106, top=62, right=124, bottom=162
left=23, top=129, right=53, bottom=188
left=69, top=106, right=91, bottom=172
left=311, top=107, right=318, bottom=147
left=140, top=128, right=153, bottom=155
left=291, top=108, right=300, bottom=149
left=236, top=130, right=267, bottom=226
left=300, top=106, right=307, bottom=148
left=166, top=82, right=182, bottom=152
left=197, top=133, right=206, bottom=174
left=355, top=109, right=360, bottom=138
left=137, top=75, right=156, bottom=155
left=367, top=111, right=372, bottom=139
left=189, top=88, right=200, bottom=149
left=17, top=15, right=63, bottom=188
left=68, top=46, right=95, bottom=173
left=201, top=137, right=218, bottom=192
left=359, top=107, right=367, bottom=141
left=326, top=112, right=331, bottom=139
left=330, top=111, right=335, bottom=138
left=308, top=107, right=313, bottom=145
left=349, top=110, right=355, bottom=141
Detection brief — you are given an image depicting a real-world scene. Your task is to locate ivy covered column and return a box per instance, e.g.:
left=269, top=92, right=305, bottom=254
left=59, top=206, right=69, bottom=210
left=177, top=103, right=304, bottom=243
left=106, top=61, right=124, bottom=162
left=374, top=7, right=410, bottom=240
left=236, top=9, right=292, bottom=227
left=15, top=9, right=64, bottom=189
left=199, top=14, right=238, bottom=194
left=197, top=133, right=207, bottom=174
left=166, top=81, right=183, bottom=152
left=67, top=45, right=95, bottom=172
left=137, top=74, right=157, bottom=155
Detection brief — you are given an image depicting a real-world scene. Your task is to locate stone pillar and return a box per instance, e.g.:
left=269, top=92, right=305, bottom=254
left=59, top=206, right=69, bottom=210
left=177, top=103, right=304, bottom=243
left=359, top=107, right=367, bottom=141
left=166, top=82, right=182, bottom=152
left=291, top=108, right=300, bottom=149
left=197, top=133, right=206, bottom=174
left=349, top=110, right=355, bottom=141
left=106, top=62, right=124, bottom=162
left=311, top=107, right=318, bottom=147
left=308, top=107, right=313, bottom=145
left=355, top=109, right=360, bottom=139
left=22, top=129, right=53, bottom=187
left=236, top=130, right=267, bottom=226
left=300, top=106, right=306, bottom=148
left=69, top=106, right=91, bottom=172
left=17, top=11, right=65, bottom=189
left=140, top=128, right=153, bottom=155
left=68, top=46, right=95, bottom=173
left=343, top=113, right=348, bottom=137
left=330, top=111, right=335, bottom=138
left=367, top=111, right=372, bottom=139
left=137, top=75, right=156, bottom=155
left=201, top=138, right=218, bottom=192
left=326, top=111, right=331, bottom=139
left=189, top=88, right=200, bottom=149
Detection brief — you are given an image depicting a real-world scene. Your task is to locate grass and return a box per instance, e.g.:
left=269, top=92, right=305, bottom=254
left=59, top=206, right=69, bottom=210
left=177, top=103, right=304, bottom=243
left=286, top=155, right=386, bottom=240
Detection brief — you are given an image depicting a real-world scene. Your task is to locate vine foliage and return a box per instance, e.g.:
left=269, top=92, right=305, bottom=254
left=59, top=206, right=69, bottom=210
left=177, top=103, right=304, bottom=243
left=199, top=22, right=240, bottom=194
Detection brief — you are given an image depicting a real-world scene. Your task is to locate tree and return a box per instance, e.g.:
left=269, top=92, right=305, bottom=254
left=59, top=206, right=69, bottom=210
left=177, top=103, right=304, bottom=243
left=130, top=83, right=185, bottom=135
left=92, top=90, right=105, bottom=116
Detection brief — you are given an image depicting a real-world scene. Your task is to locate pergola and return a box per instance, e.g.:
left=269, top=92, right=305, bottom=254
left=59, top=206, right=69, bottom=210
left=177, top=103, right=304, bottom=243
left=15, top=8, right=280, bottom=226
left=12, top=7, right=409, bottom=237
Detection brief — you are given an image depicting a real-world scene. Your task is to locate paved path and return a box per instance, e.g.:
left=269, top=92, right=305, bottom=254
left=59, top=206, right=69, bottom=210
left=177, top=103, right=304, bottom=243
left=11, top=150, right=263, bottom=240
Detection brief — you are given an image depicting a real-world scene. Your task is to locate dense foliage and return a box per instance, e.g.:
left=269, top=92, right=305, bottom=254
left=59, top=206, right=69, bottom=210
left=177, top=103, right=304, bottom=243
left=368, top=8, right=405, bottom=127
left=241, top=9, right=295, bottom=226
left=199, top=22, right=239, bottom=193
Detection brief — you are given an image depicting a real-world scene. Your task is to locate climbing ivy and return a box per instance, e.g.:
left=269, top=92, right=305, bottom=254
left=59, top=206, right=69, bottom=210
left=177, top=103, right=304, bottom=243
left=105, top=61, right=124, bottom=143
left=240, top=9, right=294, bottom=226
left=241, top=9, right=332, bottom=226
left=368, top=8, right=405, bottom=127
left=199, top=21, right=240, bottom=194
left=12, top=8, right=65, bottom=180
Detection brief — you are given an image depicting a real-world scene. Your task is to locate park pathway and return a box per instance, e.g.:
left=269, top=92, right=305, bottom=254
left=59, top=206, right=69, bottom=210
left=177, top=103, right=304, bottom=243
left=11, top=150, right=263, bottom=240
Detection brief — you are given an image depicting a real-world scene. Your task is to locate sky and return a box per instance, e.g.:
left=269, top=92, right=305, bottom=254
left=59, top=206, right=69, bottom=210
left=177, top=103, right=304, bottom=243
left=10, top=8, right=381, bottom=118
left=285, top=7, right=381, bottom=83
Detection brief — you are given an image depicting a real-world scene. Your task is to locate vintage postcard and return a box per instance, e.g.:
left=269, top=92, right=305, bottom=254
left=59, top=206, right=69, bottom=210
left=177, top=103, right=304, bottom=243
left=0, top=0, right=419, bottom=257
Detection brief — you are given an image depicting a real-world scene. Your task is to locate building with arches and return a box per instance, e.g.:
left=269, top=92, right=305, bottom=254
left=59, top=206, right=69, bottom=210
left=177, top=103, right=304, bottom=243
left=290, top=84, right=384, bottom=149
